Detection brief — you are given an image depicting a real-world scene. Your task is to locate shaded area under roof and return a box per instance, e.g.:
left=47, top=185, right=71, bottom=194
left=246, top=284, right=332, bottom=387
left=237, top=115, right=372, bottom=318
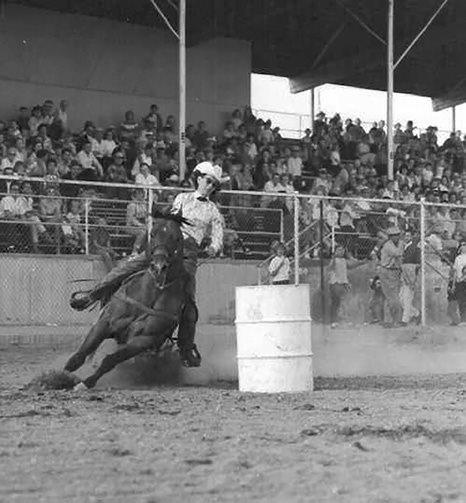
left=9, top=0, right=466, bottom=111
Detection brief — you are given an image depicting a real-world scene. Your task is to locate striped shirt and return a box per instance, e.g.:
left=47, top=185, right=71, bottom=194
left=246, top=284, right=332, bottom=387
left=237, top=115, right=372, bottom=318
left=172, top=191, right=224, bottom=253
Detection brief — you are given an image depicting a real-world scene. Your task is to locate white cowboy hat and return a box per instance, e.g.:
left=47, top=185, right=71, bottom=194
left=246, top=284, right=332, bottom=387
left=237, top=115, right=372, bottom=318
left=193, top=161, right=230, bottom=184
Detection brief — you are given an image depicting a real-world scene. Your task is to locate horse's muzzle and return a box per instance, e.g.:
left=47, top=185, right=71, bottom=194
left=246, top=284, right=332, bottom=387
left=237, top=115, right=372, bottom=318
left=150, top=252, right=170, bottom=282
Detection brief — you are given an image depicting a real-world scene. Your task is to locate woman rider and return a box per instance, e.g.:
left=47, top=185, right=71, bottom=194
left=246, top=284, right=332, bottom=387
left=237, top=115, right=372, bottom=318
left=70, top=161, right=227, bottom=367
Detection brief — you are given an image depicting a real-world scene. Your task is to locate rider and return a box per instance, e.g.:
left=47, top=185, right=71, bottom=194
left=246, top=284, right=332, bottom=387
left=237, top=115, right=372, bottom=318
left=70, top=161, right=226, bottom=367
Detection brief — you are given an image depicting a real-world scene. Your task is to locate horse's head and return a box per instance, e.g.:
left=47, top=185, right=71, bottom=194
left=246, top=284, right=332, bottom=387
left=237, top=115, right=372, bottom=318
left=147, top=209, right=189, bottom=286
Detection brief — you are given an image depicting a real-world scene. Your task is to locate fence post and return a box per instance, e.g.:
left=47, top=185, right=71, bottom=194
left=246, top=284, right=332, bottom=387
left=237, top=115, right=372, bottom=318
left=280, top=209, right=284, bottom=243
left=420, top=197, right=426, bottom=326
left=293, top=194, right=300, bottom=285
left=147, top=189, right=154, bottom=244
left=331, top=220, right=335, bottom=254
left=84, top=197, right=89, bottom=255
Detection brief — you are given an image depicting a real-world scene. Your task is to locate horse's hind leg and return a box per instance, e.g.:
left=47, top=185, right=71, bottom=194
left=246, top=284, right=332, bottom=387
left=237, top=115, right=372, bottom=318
left=64, top=319, right=110, bottom=373
left=82, top=335, right=154, bottom=389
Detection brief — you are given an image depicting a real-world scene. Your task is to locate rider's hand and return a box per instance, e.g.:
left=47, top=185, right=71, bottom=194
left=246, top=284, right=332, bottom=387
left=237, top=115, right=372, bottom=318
left=207, top=246, right=217, bottom=258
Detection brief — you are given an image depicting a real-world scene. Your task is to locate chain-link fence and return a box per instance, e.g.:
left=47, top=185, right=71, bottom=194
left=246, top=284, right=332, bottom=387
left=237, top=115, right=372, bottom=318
left=1, top=174, right=465, bottom=328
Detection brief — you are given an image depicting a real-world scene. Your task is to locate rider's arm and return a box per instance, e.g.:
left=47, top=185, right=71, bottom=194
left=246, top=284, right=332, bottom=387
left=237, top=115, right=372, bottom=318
left=209, top=209, right=224, bottom=255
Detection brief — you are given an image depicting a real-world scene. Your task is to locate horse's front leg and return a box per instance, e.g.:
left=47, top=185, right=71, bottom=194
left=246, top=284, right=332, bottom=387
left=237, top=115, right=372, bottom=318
left=81, top=335, right=154, bottom=389
left=64, top=318, right=110, bottom=373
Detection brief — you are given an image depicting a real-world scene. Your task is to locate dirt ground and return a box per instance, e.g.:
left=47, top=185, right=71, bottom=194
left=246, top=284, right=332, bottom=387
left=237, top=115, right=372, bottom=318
left=1, top=346, right=466, bottom=503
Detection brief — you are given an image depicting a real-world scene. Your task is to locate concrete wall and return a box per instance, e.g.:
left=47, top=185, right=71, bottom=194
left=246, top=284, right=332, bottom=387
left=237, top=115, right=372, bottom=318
left=0, top=5, right=251, bottom=133
left=0, top=254, right=258, bottom=326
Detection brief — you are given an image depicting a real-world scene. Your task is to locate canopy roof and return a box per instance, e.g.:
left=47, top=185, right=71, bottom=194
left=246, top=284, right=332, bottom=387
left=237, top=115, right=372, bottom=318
left=12, top=0, right=466, bottom=110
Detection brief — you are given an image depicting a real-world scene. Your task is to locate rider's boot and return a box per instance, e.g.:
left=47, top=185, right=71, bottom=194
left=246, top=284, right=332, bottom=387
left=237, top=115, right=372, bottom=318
left=70, top=290, right=98, bottom=311
left=177, top=300, right=201, bottom=367
left=179, top=345, right=201, bottom=367
left=70, top=253, right=149, bottom=311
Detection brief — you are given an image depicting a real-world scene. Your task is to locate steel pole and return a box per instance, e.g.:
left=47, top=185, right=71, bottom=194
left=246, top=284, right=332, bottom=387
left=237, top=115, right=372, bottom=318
left=179, top=0, right=186, bottom=182
left=387, top=0, right=394, bottom=180
left=452, top=105, right=456, bottom=132
left=420, top=198, right=426, bottom=326
left=294, top=194, right=300, bottom=286
left=310, top=88, right=315, bottom=131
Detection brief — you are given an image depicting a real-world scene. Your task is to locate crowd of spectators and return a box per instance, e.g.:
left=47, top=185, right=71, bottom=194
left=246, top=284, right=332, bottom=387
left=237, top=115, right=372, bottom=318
left=0, top=97, right=466, bottom=259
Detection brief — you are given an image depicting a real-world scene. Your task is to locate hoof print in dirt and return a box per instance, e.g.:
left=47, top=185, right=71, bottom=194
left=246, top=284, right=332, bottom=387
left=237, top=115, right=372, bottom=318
left=352, top=441, right=370, bottom=452
left=184, top=458, right=213, bottom=466
left=293, top=403, right=315, bottom=411
left=107, top=447, right=132, bottom=457
left=27, top=370, right=81, bottom=391
left=300, top=428, right=319, bottom=437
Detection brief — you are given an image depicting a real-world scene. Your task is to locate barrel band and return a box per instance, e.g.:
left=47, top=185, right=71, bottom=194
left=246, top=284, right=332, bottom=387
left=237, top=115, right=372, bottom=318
left=237, top=353, right=313, bottom=360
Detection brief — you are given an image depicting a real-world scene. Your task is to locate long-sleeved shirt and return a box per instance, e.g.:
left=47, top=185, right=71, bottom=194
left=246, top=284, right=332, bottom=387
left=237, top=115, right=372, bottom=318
left=171, top=191, right=224, bottom=253
left=380, top=239, right=403, bottom=269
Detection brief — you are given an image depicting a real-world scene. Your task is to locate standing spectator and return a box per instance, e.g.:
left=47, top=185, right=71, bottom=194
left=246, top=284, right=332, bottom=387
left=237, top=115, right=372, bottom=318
left=28, top=105, right=44, bottom=137
left=17, top=106, right=30, bottom=134
left=452, top=242, right=466, bottom=325
left=192, top=121, right=209, bottom=150
left=119, top=110, right=139, bottom=142
left=327, top=245, right=366, bottom=327
left=126, top=188, right=147, bottom=257
left=379, top=227, right=404, bottom=327
left=400, top=231, right=421, bottom=325
left=286, top=146, right=303, bottom=182
left=105, top=150, right=128, bottom=199
left=144, top=104, right=163, bottom=133
left=61, top=199, right=85, bottom=253
left=39, top=186, right=63, bottom=245
left=369, top=275, right=385, bottom=324
left=268, top=242, right=290, bottom=285
left=90, top=216, right=116, bottom=272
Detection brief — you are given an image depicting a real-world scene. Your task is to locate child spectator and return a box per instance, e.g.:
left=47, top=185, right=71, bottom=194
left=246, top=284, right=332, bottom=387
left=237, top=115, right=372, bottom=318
left=369, top=275, right=385, bottom=324
left=327, top=245, right=366, bottom=327
left=62, top=199, right=85, bottom=253
left=268, top=242, right=291, bottom=285
left=90, top=216, right=116, bottom=272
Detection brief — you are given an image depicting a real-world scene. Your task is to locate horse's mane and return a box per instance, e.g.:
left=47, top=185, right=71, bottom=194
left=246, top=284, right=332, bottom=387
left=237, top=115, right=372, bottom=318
left=152, top=209, right=192, bottom=227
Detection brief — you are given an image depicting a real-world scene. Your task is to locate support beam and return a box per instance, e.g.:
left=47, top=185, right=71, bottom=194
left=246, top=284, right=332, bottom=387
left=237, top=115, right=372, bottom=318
left=334, top=0, right=386, bottom=45
left=394, top=0, right=449, bottom=69
left=452, top=106, right=456, bottom=132
left=311, top=21, right=348, bottom=71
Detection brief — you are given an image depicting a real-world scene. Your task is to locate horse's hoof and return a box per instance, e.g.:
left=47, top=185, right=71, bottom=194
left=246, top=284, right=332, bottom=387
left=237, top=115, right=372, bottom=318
left=73, top=382, right=89, bottom=392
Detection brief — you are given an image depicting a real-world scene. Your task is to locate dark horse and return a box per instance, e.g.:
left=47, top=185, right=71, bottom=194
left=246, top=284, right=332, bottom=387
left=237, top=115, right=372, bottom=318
left=64, top=211, right=190, bottom=389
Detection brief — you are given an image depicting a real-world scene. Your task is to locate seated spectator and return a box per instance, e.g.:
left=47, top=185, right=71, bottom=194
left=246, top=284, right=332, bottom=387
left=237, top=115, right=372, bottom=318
left=0, top=181, right=51, bottom=252
left=135, top=162, right=160, bottom=188
left=104, top=149, right=128, bottom=199
left=1, top=147, right=21, bottom=172
left=61, top=199, right=85, bottom=253
left=132, top=143, right=155, bottom=178
left=76, top=141, right=103, bottom=179
left=126, top=188, right=148, bottom=256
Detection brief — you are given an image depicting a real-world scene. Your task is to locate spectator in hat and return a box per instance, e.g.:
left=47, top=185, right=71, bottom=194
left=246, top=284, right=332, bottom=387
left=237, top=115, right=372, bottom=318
left=378, top=226, right=404, bottom=327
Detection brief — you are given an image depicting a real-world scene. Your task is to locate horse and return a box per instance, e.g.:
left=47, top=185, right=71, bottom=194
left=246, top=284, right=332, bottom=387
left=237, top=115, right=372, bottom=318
left=64, top=210, right=190, bottom=389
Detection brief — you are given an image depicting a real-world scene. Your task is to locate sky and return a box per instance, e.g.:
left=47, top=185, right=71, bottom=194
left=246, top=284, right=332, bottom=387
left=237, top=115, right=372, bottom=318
left=251, top=74, right=466, bottom=142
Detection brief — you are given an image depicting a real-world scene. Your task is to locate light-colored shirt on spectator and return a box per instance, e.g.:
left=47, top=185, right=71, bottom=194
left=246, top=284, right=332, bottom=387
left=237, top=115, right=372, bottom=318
left=269, top=256, right=291, bottom=283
